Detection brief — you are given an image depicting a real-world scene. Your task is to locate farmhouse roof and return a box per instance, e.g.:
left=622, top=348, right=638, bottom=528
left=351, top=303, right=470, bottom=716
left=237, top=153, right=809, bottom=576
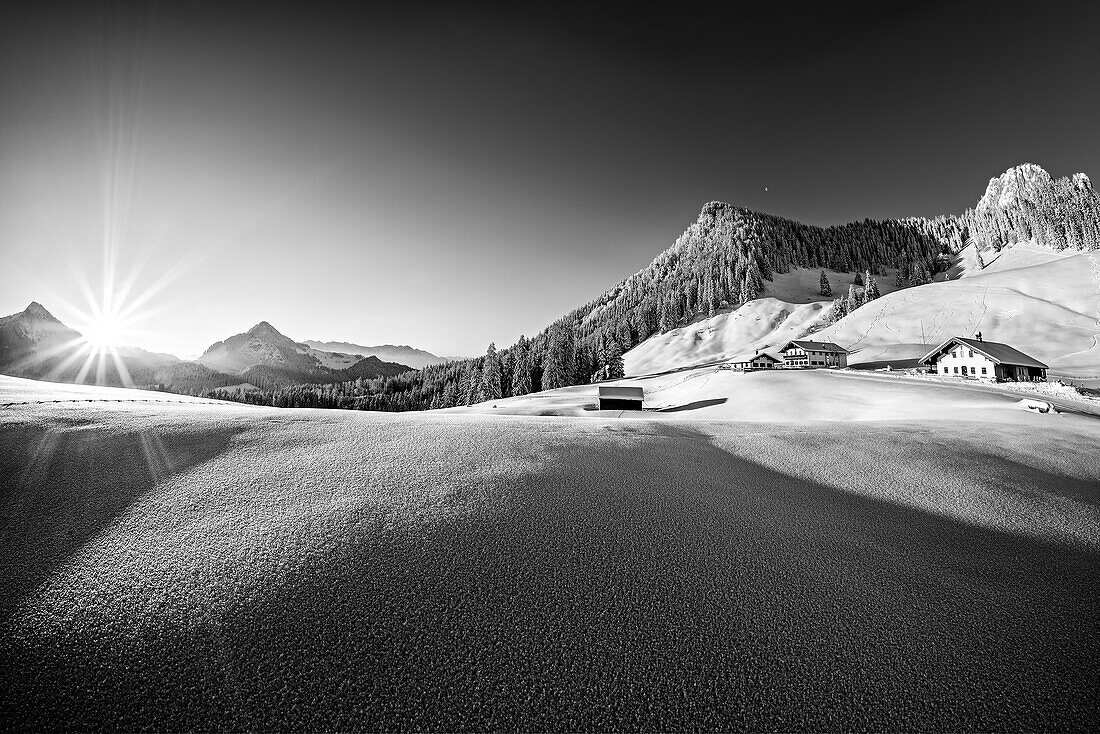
left=781, top=340, right=849, bottom=354
left=918, top=337, right=1048, bottom=369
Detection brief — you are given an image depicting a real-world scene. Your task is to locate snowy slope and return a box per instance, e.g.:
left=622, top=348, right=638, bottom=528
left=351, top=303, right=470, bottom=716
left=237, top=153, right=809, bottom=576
left=956, top=242, right=1079, bottom=279
left=625, top=298, right=832, bottom=375
left=624, top=266, right=906, bottom=376
left=623, top=247, right=1100, bottom=378
left=816, top=252, right=1100, bottom=375
left=759, top=265, right=905, bottom=303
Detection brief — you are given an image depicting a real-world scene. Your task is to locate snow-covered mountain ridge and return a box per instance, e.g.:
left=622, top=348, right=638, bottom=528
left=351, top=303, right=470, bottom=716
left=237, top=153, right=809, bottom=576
left=196, top=321, right=413, bottom=385
left=303, top=340, right=448, bottom=370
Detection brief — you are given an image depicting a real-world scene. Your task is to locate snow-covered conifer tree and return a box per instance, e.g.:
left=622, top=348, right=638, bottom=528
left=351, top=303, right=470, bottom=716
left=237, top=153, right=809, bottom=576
left=481, top=342, right=503, bottom=401
left=465, top=364, right=482, bottom=405
left=846, top=284, right=861, bottom=312
left=864, top=275, right=880, bottom=302
left=541, top=322, right=575, bottom=390
left=605, top=340, right=625, bottom=380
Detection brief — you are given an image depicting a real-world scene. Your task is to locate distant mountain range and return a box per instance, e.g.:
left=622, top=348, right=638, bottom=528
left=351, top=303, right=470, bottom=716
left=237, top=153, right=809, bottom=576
left=195, top=322, right=412, bottom=388
left=302, top=340, right=449, bottom=370
left=0, top=306, right=414, bottom=394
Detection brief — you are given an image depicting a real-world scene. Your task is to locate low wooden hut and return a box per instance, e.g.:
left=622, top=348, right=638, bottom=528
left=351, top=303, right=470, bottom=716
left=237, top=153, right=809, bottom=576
left=597, top=385, right=644, bottom=410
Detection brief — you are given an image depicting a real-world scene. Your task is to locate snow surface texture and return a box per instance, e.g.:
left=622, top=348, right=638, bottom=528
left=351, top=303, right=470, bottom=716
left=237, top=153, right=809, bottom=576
left=2, top=375, right=1098, bottom=730
left=626, top=247, right=1100, bottom=378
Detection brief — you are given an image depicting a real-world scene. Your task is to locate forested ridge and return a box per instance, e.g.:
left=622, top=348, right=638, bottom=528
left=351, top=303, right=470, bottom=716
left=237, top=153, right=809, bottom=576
left=210, top=166, right=1100, bottom=411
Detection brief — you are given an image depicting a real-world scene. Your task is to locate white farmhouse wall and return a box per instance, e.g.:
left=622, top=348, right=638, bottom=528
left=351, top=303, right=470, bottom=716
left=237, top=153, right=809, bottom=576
left=935, top=346, right=996, bottom=378
left=783, top=348, right=847, bottom=368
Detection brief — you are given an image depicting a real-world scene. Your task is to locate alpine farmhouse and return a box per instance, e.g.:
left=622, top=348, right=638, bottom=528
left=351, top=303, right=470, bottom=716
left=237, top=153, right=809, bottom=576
left=779, top=340, right=849, bottom=368
left=722, top=351, right=782, bottom=371
left=918, top=337, right=1048, bottom=381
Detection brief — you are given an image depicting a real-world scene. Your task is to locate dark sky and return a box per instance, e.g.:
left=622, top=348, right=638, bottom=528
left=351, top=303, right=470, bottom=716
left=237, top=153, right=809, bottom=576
left=2, top=1, right=1098, bottom=356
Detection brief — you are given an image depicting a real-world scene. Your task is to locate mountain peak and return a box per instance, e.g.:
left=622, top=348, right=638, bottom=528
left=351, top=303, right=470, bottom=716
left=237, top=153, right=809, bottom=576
left=22, top=301, right=59, bottom=322
left=247, top=320, right=283, bottom=337
left=976, top=163, right=1053, bottom=210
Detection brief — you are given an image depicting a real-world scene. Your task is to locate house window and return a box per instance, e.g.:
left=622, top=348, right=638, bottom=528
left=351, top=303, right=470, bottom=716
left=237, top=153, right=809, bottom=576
left=981, top=367, right=987, bottom=375
left=970, top=366, right=976, bottom=375
left=942, top=366, right=949, bottom=374
left=953, top=367, right=958, bottom=374
left=967, top=349, right=973, bottom=358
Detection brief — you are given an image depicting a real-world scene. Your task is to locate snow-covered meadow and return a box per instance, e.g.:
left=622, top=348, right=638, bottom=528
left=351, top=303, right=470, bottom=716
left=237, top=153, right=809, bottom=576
left=2, top=375, right=1098, bottom=730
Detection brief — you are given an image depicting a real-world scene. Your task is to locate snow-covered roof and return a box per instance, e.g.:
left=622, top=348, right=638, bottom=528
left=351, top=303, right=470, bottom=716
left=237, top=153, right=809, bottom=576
left=597, top=385, right=644, bottom=400
left=918, top=337, right=1048, bottom=369
left=781, top=340, right=849, bottom=354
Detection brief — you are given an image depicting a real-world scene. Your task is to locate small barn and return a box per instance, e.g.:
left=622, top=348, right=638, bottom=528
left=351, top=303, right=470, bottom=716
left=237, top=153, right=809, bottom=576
left=919, top=337, right=1048, bottom=381
left=779, top=340, right=849, bottom=368
left=723, top=351, right=781, bottom=371
left=597, top=385, right=644, bottom=410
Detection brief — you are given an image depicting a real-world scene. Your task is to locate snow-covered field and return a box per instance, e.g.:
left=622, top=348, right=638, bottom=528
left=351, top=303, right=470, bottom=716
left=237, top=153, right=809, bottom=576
left=451, top=365, right=1099, bottom=421
left=2, top=374, right=1098, bottom=730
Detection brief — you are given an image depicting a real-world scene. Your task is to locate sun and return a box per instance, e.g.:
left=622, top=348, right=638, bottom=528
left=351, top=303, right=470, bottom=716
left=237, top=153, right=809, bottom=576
left=83, top=311, right=126, bottom=349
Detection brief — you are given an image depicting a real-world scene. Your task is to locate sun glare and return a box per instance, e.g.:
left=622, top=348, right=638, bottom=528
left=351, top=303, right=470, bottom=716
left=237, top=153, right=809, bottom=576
left=83, top=312, right=126, bottom=349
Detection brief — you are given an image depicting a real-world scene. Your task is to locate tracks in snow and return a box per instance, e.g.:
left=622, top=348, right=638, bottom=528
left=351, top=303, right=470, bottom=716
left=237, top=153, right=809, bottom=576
left=1, top=397, right=230, bottom=408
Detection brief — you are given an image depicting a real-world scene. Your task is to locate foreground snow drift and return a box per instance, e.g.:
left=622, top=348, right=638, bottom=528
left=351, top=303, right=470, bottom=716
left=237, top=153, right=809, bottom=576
left=1, top=376, right=1098, bottom=730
